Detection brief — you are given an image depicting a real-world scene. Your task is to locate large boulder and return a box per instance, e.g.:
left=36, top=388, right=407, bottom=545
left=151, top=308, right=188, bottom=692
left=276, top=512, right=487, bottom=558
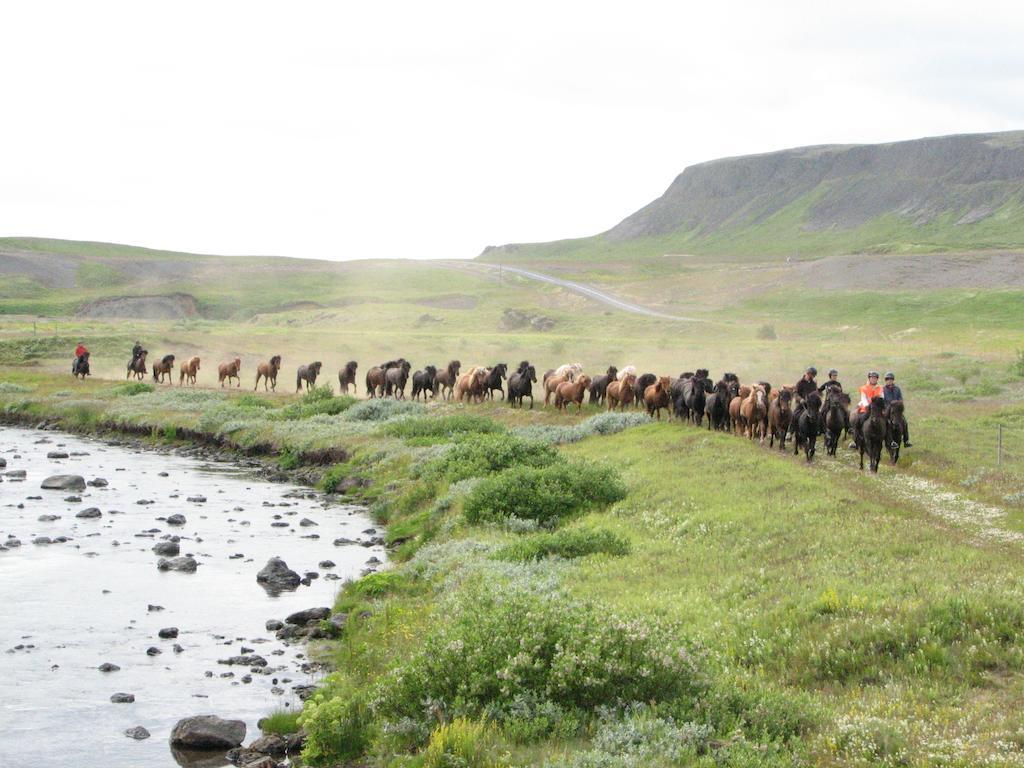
left=285, top=606, right=330, bottom=625
left=41, top=474, right=85, bottom=491
left=169, top=715, right=246, bottom=749
left=256, top=557, right=300, bottom=593
left=76, top=507, right=102, bottom=519
left=157, top=556, right=198, bottom=573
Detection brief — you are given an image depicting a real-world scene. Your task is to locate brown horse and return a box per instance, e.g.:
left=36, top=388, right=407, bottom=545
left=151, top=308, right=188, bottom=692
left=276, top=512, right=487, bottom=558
left=255, top=355, right=282, bottom=391
left=739, top=384, right=768, bottom=441
left=218, top=358, right=242, bottom=388
left=434, top=360, right=461, bottom=401
left=644, top=376, right=671, bottom=420
left=768, top=388, right=793, bottom=450
left=365, top=359, right=405, bottom=398
left=179, top=356, right=200, bottom=386
left=728, top=394, right=745, bottom=435
left=337, top=361, right=358, bottom=395
left=127, top=350, right=148, bottom=380
left=152, top=354, right=175, bottom=384
left=606, top=373, right=636, bottom=411
left=454, top=366, right=489, bottom=403
left=543, top=372, right=574, bottom=406
left=555, top=375, right=592, bottom=413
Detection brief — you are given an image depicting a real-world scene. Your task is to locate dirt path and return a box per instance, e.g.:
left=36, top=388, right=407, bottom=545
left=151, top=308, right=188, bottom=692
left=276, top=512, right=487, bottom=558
left=437, top=261, right=703, bottom=321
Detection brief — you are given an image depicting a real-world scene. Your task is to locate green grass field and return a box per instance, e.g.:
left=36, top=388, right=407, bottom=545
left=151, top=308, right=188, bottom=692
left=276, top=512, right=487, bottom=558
left=2, top=238, right=1024, bottom=766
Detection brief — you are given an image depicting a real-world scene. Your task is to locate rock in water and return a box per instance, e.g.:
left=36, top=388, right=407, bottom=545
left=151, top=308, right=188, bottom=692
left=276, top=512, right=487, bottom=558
left=46, top=451, right=70, bottom=459
left=166, top=513, right=187, bottom=526
left=158, top=627, right=179, bottom=639
left=76, top=507, right=102, bottom=519
left=0, top=458, right=6, bottom=468
left=169, top=715, right=246, bottom=749
left=157, top=556, right=198, bottom=573
left=125, top=726, right=150, bottom=740
left=87, top=477, right=109, bottom=487
left=152, top=541, right=180, bottom=557
left=255, top=557, right=300, bottom=592
left=285, top=606, right=331, bottom=625
left=98, top=662, right=120, bottom=672
left=110, top=692, right=135, bottom=703
left=41, top=474, right=85, bottom=491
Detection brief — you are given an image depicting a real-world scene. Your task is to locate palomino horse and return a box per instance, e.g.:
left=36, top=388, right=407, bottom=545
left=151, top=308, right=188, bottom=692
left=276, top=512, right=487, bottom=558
left=739, top=384, right=768, bottom=441
left=296, top=361, right=322, bottom=392
left=454, top=366, right=489, bottom=403
left=179, top=357, right=201, bottom=386
left=218, top=358, right=242, bottom=388
left=767, top=388, right=793, bottom=450
left=508, top=364, right=537, bottom=409
left=152, top=355, right=175, bottom=384
left=255, top=356, right=282, bottom=391
left=337, top=361, right=358, bottom=395
left=434, top=360, right=461, bottom=401
left=644, top=376, right=672, bottom=420
left=606, top=373, right=636, bottom=411
left=127, top=350, right=148, bottom=380
left=555, top=375, right=592, bottom=413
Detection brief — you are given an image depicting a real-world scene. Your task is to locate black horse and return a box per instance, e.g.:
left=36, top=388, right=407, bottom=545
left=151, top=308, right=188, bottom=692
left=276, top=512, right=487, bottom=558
left=588, top=366, right=618, bottom=405
left=884, top=400, right=905, bottom=465
left=705, top=380, right=731, bottom=431
left=856, top=396, right=887, bottom=472
left=793, top=391, right=822, bottom=462
left=384, top=359, right=412, bottom=399
left=670, top=372, right=693, bottom=419
left=821, top=389, right=847, bottom=456
left=632, top=373, right=657, bottom=408
left=411, top=366, right=438, bottom=400
left=484, top=363, right=508, bottom=400
left=72, top=352, right=91, bottom=379
left=296, top=361, right=323, bottom=392
left=508, top=364, right=537, bottom=409
left=681, top=369, right=711, bottom=425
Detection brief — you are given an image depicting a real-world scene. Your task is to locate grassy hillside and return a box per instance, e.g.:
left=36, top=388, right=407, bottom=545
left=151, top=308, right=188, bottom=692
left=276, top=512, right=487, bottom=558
left=481, top=131, right=1024, bottom=263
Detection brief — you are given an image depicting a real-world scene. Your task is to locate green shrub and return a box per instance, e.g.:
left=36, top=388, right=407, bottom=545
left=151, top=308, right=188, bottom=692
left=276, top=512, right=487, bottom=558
left=319, top=464, right=352, bottom=494
left=463, top=462, right=626, bottom=526
left=279, top=388, right=355, bottom=420
left=374, top=586, right=704, bottom=734
left=0, top=382, right=32, bottom=393
left=113, top=381, right=154, bottom=397
left=348, top=571, right=407, bottom=598
left=427, top=433, right=557, bottom=482
left=384, top=413, right=505, bottom=440
left=300, top=693, right=372, bottom=764
left=344, top=399, right=424, bottom=422
left=278, top=448, right=300, bottom=470
left=514, top=412, right=651, bottom=445
left=422, top=718, right=501, bottom=768
left=495, top=528, right=630, bottom=562
left=234, top=393, right=275, bottom=410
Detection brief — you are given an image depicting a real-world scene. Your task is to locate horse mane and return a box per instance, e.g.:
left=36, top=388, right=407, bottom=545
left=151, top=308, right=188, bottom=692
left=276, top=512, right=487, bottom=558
left=887, top=400, right=904, bottom=417
left=517, top=360, right=530, bottom=373
left=161, top=354, right=174, bottom=365
left=805, top=391, right=822, bottom=411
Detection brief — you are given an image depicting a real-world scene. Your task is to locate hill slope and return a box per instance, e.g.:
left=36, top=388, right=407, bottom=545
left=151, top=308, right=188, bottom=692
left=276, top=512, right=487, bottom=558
left=481, top=131, right=1024, bottom=262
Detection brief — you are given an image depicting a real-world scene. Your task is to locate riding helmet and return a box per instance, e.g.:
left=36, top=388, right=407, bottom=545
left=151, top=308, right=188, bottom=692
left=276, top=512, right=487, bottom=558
left=828, top=368, right=838, bottom=376
left=806, top=366, right=817, bottom=375
left=884, top=372, right=895, bottom=380
left=868, top=370, right=879, bottom=378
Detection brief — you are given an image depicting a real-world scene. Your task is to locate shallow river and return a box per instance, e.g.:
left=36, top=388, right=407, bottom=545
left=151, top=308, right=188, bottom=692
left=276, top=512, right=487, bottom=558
left=0, top=426, right=383, bottom=767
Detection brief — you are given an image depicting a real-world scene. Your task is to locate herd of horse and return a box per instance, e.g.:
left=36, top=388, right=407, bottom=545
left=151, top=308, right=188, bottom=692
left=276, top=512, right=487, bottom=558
left=113, top=352, right=902, bottom=473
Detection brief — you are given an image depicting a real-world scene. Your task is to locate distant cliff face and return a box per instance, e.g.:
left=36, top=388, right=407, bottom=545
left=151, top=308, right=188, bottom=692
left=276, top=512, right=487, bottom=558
left=481, top=131, right=1024, bottom=261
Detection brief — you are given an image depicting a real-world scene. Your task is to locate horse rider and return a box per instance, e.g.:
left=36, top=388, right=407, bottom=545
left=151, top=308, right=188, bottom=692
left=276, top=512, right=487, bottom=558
left=131, top=340, right=144, bottom=363
left=850, top=370, right=883, bottom=442
left=73, top=342, right=89, bottom=374
left=883, top=372, right=912, bottom=448
left=787, top=366, right=818, bottom=437
left=818, top=369, right=842, bottom=395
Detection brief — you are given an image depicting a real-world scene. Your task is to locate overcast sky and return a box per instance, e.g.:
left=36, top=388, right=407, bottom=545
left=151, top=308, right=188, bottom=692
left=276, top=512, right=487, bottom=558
left=3, top=1, right=1023, bottom=261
